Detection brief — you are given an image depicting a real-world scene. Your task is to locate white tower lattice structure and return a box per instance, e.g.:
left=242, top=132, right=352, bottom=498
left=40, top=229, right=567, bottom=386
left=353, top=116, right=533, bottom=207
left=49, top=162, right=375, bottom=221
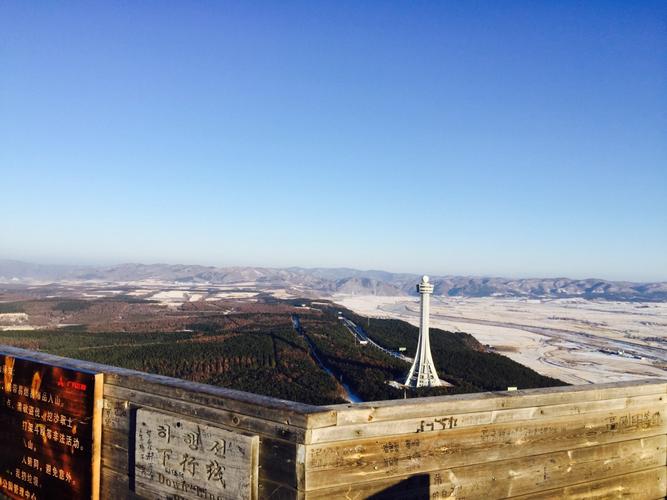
left=404, top=275, right=441, bottom=388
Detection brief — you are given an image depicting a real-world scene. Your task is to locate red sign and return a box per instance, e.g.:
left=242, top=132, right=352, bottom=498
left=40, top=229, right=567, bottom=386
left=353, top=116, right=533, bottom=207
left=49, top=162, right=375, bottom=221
left=0, top=355, right=103, bottom=500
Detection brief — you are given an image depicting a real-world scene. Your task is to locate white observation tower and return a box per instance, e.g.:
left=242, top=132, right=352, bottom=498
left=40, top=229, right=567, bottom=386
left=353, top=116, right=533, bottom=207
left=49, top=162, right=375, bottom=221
left=404, top=275, right=442, bottom=388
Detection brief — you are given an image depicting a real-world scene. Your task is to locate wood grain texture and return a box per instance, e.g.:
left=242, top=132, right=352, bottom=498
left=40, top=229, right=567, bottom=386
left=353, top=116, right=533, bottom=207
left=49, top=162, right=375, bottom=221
left=104, top=384, right=307, bottom=443
left=2, top=347, right=666, bottom=500
left=325, top=379, right=667, bottom=426
left=512, top=466, right=667, bottom=500
left=309, top=393, right=665, bottom=444
left=105, top=374, right=334, bottom=429
left=304, top=435, right=666, bottom=499
left=304, top=404, right=667, bottom=489
left=101, top=466, right=140, bottom=500
left=91, top=373, right=104, bottom=500
left=134, top=408, right=259, bottom=500
left=100, top=393, right=300, bottom=489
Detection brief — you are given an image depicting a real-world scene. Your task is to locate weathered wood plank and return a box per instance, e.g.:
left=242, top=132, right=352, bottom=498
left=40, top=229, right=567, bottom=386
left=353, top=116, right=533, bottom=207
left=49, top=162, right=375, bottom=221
left=134, top=408, right=259, bottom=500
left=102, top=430, right=300, bottom=492
left=326, top=379, right=667, bottom=426
left=309, top=393, right=665, bottom=444
left=4, top=346, right=667, bottom=500
left=106, top=373, right=336, bottom=429
left=304, top=404, right=667, bottom=490
left=103, top=464, right=304, bottom=500
left=260, top=437, right=299, bottom=489
left=258, top=479, right=301, bottom=500
left=101, top=398, right=300, bottom=491
left=101, top=427, right=130, bottom=473
left=101, top=465, right=140, bottom=500
left=104, top=385, right=307, bottom=443
left=130, top=470, right=304, bottom=500
left=512, top=466, right=667, bottom=500
left=303, top=435, right=666, bottom=498
left=102, top=436, right=299, bottom=496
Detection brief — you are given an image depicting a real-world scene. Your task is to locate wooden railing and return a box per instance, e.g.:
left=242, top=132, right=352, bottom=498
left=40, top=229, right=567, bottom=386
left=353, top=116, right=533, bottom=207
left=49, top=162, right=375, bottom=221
left=1, top=346, right=665, bottom=499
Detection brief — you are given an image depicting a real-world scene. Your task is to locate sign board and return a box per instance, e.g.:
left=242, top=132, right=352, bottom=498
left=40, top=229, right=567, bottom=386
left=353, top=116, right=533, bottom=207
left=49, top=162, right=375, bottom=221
left=0, top=355, right=103, bottom=500
left=135, top=409, right=259, bottom=500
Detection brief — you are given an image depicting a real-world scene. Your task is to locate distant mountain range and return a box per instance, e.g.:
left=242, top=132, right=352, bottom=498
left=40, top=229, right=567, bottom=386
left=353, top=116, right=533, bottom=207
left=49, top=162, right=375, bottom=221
left=1, top=259, right=666, bottom=302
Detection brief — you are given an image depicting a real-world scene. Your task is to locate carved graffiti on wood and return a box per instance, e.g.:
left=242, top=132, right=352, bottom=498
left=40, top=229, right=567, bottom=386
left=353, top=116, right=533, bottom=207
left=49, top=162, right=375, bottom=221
left=134, top=409, right=259, bottom=500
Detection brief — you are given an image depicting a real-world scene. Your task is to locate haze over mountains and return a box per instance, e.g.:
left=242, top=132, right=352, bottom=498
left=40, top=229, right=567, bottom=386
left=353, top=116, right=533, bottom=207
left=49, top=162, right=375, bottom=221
left=1, top=259, right=666, bottom=302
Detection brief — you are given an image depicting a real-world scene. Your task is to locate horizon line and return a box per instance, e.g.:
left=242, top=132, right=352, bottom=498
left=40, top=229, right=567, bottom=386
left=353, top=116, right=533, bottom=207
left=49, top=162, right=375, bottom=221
left=0, top=257, right=665, bottom=285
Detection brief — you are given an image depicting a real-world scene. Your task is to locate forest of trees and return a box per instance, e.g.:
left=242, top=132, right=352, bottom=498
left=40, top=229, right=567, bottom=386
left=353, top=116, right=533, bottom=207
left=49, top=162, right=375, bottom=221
left=297, top=312, right=407, bottom=401
left=0, top=302, right=24, bottom=313
left=0, top=321, right=345, bottom=405
left=0, top=296, right=564, bottom=405
left=338, top=307, right=565, bottom=391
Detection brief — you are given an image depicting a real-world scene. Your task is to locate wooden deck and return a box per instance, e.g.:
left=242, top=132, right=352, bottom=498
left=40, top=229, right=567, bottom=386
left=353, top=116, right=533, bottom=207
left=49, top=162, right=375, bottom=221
left=1, top=346, right=665, bottom=499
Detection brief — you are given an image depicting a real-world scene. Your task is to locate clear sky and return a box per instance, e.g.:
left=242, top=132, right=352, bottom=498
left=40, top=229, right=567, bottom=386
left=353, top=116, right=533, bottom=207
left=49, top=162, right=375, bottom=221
left=1, top=2, right=665, bottom=282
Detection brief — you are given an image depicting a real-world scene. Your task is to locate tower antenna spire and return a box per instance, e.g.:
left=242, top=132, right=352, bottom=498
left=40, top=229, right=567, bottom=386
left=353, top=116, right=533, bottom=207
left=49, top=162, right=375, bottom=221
left=404, top=275, right=442, bottom=388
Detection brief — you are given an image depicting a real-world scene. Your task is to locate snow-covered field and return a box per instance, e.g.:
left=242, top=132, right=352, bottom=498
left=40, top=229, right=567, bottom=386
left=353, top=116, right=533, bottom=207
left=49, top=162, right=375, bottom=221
left=148, top=290, right=206, bottom=306
left=209, top=291, right=258, bottom=299
left=0, top=312, right=29, bottom=323
left=335, top=295, right=667, bottom=385
left=0, top=313, right=35, bottom=331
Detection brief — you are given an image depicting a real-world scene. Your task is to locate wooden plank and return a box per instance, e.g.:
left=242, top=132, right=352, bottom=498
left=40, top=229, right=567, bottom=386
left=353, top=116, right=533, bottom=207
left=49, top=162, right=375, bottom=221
left=100, top=465, right=140, bottom=500
left=102, top=428, right=300, bottom=491
left=106, top=373, right=336, bottom=429
left=134, top=408, right=259, bottom=500
left=304, top=404, right=667, bottom=490
left=326, top=379, right=667, bottom=426
left=104, top=384, right=308, bottom=443
left=102, top=465, right=303, bottom=500
left=102, top=432, right=297, bottom=498
left=258, top=479, right=301, bottom=500
left=101, top=427, right=130, bottom=473
left=102, top=466, right=302, bottom=500
left=303, top=435, right=666, bottom=499
left=260, top=438, right=299, bottom=490
left=102, top=394, right=132, bottom=434
left=309, top=393, right=665, bottom=444
left=91, top=373, right=104, bottom=500
left=101, top=396, right=300, bottom=490
left=512, top=466, right=667, bottom=500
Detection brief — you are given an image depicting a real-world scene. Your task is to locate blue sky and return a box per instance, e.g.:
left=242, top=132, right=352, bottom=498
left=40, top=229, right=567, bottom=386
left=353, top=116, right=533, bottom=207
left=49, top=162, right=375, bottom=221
left=1, top=2, right=665, bottom=281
